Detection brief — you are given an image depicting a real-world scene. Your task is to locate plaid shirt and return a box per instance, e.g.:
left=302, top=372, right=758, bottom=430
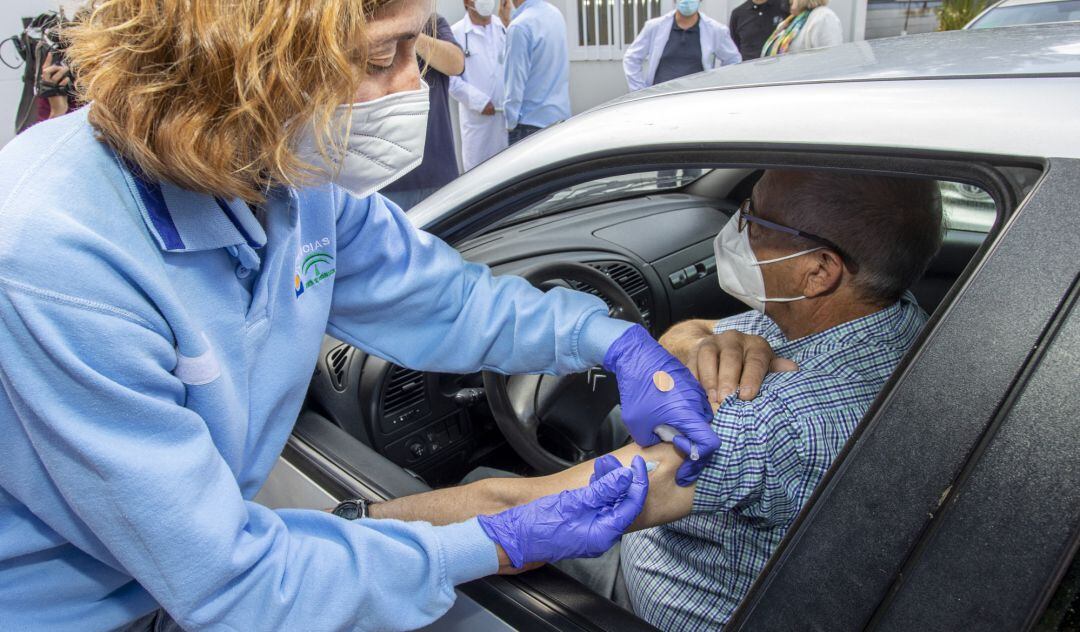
left=621, top=293, right=927, bottom=631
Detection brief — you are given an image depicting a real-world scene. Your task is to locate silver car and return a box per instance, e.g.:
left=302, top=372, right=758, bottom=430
left=261, top=24, right=1080, bottom=631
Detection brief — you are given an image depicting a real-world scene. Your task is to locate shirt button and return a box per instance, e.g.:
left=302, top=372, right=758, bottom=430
left=235, top=264, right=251, bottom=279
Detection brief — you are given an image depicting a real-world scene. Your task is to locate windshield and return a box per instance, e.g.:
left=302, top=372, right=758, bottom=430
left=968, top=0, right=1080, bottom=28
left=490, top=169, right=707, bottom=230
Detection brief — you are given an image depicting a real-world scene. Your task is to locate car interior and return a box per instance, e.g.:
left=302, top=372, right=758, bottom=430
left=301, top=165, right=1007, bottom=487
left=283, top=155, right=1042, bottom=625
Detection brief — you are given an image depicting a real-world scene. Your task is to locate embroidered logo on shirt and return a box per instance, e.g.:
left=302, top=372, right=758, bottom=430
left=294, top=238, right=336, bottom=299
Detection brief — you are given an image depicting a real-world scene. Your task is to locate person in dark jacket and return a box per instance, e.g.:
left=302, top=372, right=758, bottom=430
left=728, top=0, right=789, bottom=61
left=381, top=14, right=466, bottom=211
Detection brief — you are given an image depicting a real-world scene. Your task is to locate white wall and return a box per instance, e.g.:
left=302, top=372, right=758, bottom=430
left=0, top=0, right=82, bottom=148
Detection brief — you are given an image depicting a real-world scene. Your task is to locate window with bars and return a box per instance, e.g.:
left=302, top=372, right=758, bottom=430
left=572, top=0, right=668, bottom=59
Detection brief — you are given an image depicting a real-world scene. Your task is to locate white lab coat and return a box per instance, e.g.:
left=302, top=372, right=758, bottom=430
left=449, top=17, right=509, bottom=172
left=623, top=11, right=742, bottom=92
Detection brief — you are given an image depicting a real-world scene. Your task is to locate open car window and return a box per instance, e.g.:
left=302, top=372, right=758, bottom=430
left=283, top=153, right=1045, bottom=632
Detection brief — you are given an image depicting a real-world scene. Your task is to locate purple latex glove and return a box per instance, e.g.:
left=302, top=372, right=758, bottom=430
left=604, top=324, right=719, bottom=487
left=477, top=456, right=649, bottom=568
left=589, top=454, right=624, bottom=483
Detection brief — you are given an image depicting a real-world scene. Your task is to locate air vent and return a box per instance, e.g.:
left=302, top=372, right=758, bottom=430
left=594, top=262, right=648, bottom=297
left=383, top=366, right=428, bottom=421
left=568, top=261, right=653, bottom=329
left=326, top=344, right=352, bottom=391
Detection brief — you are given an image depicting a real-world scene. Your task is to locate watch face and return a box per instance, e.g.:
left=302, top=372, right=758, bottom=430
left=334, top=500, right=365, bottom=520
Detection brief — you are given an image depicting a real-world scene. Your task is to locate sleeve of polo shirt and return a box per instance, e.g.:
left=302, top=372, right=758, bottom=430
left=502, top=22, right=531, bottom=129
left=0, top=281, right=497, bottom=631
left=690, top=390, right=804, bottom=517
left=327, top=191, right=631, bottom=375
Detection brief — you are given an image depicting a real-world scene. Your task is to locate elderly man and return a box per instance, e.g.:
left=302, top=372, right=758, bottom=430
left=363, top=170, right=943, bottom=630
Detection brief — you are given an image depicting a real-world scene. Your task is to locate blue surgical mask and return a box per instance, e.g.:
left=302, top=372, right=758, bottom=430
left=676, top=0, right=700, bottom=17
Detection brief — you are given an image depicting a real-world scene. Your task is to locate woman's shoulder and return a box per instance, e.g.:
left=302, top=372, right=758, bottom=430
left=0, top=110, right=164, bottom=307
left=808, top=5, right=842, bottom=23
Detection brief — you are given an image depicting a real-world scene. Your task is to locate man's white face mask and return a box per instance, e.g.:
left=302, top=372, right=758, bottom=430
left=712, top=211, right=822, bottom=313
left=298, top=83, right=430, bottom=199
left=474, top=0, right=498, bottom=17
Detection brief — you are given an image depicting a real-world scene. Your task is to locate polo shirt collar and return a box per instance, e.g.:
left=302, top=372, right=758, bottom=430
left=124, top=160, right=267, bottom=254
left=512, top=0, right=540, bottom=19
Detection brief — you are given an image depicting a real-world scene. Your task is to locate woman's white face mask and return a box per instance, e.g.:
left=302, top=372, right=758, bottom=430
left=298, top=82, right=430, bottom=199
left=712, top=212, right=822, bottom=313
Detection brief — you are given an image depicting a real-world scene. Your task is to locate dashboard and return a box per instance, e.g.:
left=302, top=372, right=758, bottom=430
left=306, top=193, right=742, bottom=484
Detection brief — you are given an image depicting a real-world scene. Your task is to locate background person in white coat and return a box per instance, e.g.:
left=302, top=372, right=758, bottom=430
left=450, top=0, right=509, bottom=171
left=623, top=0, right=741, bottom=92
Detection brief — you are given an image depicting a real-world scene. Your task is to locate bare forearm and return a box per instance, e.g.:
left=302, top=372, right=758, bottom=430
left=368, top=477, right=520, bottom=524
left=371, top=443, right=692, bottom=532
left=659, top=319, right=717, bottom=365
left=416, top=33, right=465, bottom=76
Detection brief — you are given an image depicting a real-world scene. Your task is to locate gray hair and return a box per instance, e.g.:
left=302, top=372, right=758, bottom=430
left=757, top=170, right=945, bottom=304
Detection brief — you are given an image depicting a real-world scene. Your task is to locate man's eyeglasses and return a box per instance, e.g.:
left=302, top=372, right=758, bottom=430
left=737, top=198, right=859, bottom=274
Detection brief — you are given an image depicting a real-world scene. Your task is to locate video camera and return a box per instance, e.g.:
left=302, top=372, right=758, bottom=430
left=2, top=12, right=75, bottom=100
left=34, top=15, right=74, bottom=99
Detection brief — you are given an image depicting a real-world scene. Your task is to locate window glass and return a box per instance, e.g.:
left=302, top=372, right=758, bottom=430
left=939, top=181, right=996, bottom=232
left=1034, top=546, right=1080, bottom=631
left=968, top=0, right=1080, bottom=28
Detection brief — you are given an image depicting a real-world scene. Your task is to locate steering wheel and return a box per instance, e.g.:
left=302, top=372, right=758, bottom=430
left=482, top=262, right=644, bottom=474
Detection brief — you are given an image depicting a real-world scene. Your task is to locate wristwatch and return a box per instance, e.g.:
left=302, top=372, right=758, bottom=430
left=331, top=498, right=372, bottom=521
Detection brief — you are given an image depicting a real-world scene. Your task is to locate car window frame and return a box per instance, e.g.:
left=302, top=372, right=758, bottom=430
left=293, top=145, right=1045, bottom=631
left=728, top=158, right=1080, bottom=631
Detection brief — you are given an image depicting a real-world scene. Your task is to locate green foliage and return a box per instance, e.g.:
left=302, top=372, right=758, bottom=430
left=937, top=0, right=992, bottom=30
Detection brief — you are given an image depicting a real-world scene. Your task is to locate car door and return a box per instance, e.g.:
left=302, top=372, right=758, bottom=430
left=728, top=159, right=1080, bottom=631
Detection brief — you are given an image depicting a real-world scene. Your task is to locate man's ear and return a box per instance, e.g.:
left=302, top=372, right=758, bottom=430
left=801, top=249, right=844, bottom=298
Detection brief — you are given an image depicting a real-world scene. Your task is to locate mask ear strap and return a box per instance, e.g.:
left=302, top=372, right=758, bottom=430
left=752, top=246, right=823, bottom=267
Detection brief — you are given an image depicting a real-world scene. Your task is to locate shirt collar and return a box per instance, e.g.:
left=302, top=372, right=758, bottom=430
left=512, top=0, right=540, bottom=19
left=770, top=291, right=923, bottom=356
left=122, top=158, right=267, bottom=254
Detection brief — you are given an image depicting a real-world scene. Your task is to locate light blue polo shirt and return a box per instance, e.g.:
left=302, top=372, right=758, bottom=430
left=0, top=108, right=629, bottom=630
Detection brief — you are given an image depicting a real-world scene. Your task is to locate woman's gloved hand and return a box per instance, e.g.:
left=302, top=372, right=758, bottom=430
left=603, top=324, right=719, bottom=487
left=477, top=456, right=649, bottom=568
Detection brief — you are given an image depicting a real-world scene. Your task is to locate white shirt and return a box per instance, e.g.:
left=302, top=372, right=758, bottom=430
left=785, top=6, right=844, bottom=54
left=450, top=16, right=509, bottom=171
left=623, top=10, right=742, bottom=92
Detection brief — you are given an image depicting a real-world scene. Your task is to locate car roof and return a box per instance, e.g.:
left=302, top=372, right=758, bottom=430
left=410, top=25, right=1080, bottom=229
left=598, top=22, right=1080, bottom=111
